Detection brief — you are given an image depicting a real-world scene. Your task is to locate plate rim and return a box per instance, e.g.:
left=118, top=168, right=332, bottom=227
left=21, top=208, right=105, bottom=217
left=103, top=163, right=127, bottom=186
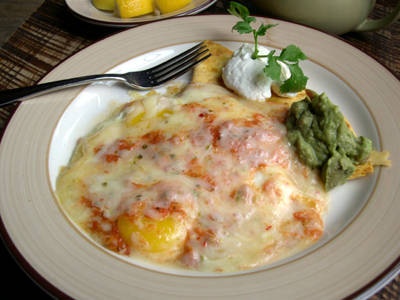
left=0, top=14, right=399, bottom=299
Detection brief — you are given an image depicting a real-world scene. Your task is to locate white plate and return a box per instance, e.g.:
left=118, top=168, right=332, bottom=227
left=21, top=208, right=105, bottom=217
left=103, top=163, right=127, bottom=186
left=0, top=15, right=399, bottom=299
left=65, top=0, right=217, bottom=27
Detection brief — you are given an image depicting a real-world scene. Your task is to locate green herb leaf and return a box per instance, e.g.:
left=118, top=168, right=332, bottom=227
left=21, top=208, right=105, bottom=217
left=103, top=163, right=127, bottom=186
left=228, top=2, right=256, bottom=33
left=256, top=23, right=276, bottom=37
left=264, top=51, right=281, bottom=81
left=280, top=63, right=308, bottom=93
left=280, top=44, right=307, bottom=63
left=227, top=1, right=250, bottom=20
left=264, top=46, right=308, bottom=93
left=228, top=1, right=276, bottom=58
left=232, top=21, right=253, bottom=34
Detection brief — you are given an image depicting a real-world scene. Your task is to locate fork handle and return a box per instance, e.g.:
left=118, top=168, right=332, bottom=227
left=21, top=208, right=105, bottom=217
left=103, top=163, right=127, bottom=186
left=0, top=73, right=123, bottom=107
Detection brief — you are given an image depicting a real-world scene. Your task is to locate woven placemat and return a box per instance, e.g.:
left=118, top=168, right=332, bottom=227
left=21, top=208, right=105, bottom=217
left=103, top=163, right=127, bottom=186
left=370, top=275, right=400, bottom=299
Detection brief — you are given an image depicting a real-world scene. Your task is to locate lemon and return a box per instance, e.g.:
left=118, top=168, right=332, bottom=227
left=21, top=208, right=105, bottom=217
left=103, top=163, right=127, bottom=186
left=115, top=0, right=154, bottom=18
left=92, top=0, right=115, bottom=11
left=155, top=0, right=192, bottom=14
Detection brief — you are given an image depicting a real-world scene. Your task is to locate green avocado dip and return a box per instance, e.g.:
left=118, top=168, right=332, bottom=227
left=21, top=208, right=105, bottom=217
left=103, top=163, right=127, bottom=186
left=285, top=92, right=372, bottom=190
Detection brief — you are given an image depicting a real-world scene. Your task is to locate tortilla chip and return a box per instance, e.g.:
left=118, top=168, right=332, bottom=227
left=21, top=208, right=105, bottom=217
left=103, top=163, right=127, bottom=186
left=267, top=90, right=308, bottom=105
left=350, top=150, right=391, bottom=179
left=344, top=116, right=391, bottom=179
left=192, top=40, right=233, bottom=85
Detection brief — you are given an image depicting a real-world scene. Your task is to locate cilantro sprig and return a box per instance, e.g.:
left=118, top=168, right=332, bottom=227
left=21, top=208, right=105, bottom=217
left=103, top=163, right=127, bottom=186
left=265, top=46, right=308, bottom=93
left=227, top=1, right=308, bottom=93
left=227, top=3, right=276, bottom=59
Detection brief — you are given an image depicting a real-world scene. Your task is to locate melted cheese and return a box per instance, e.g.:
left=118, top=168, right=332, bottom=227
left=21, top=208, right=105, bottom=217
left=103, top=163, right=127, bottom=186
left=56, top=83, right=328, bottom=272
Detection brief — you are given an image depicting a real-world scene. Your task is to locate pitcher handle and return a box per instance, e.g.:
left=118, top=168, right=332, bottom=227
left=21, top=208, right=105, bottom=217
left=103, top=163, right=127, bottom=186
left=355, top=1, right=400, bottom=32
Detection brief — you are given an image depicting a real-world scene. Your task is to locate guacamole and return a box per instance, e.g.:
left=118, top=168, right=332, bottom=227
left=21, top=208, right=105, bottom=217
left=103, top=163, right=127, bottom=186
left=285, top=92, right=372, bottom=190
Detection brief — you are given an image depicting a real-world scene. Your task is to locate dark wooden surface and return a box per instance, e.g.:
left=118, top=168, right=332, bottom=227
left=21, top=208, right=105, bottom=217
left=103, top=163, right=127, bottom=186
left=0, top=0, right=399, bottom=298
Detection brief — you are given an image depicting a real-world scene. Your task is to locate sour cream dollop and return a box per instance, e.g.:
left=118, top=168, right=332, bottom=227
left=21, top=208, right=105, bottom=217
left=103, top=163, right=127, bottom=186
left=222, top=44, right=295, bottom=101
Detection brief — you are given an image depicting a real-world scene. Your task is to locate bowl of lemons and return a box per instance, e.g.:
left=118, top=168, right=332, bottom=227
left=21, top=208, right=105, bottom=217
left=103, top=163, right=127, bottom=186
left=93, top=0, right=192, bottom=18
left=65, top=0, right=218, bottom=27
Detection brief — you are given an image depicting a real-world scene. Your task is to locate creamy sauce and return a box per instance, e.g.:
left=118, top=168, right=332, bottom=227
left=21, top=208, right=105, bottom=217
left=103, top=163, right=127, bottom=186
left=222, top=44, right=296, bottom=101
left=56, top=83, right=328, bottom=273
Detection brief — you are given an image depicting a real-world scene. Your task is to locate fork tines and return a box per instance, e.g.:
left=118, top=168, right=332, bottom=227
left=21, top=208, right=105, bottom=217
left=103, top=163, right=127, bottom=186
left=147, top=42, right=211, bottom=86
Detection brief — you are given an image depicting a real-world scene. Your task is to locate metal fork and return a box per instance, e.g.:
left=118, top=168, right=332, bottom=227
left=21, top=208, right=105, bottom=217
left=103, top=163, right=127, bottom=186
left=0, top=42, right=210, bottom=107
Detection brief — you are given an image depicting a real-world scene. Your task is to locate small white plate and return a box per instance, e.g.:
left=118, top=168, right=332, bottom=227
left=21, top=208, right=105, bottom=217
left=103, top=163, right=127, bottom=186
left=65, top=0, right=218, bottom=27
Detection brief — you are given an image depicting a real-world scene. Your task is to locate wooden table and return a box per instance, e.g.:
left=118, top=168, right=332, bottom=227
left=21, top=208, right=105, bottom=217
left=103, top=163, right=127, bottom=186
left=0, top=0, right=399, bottom=298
